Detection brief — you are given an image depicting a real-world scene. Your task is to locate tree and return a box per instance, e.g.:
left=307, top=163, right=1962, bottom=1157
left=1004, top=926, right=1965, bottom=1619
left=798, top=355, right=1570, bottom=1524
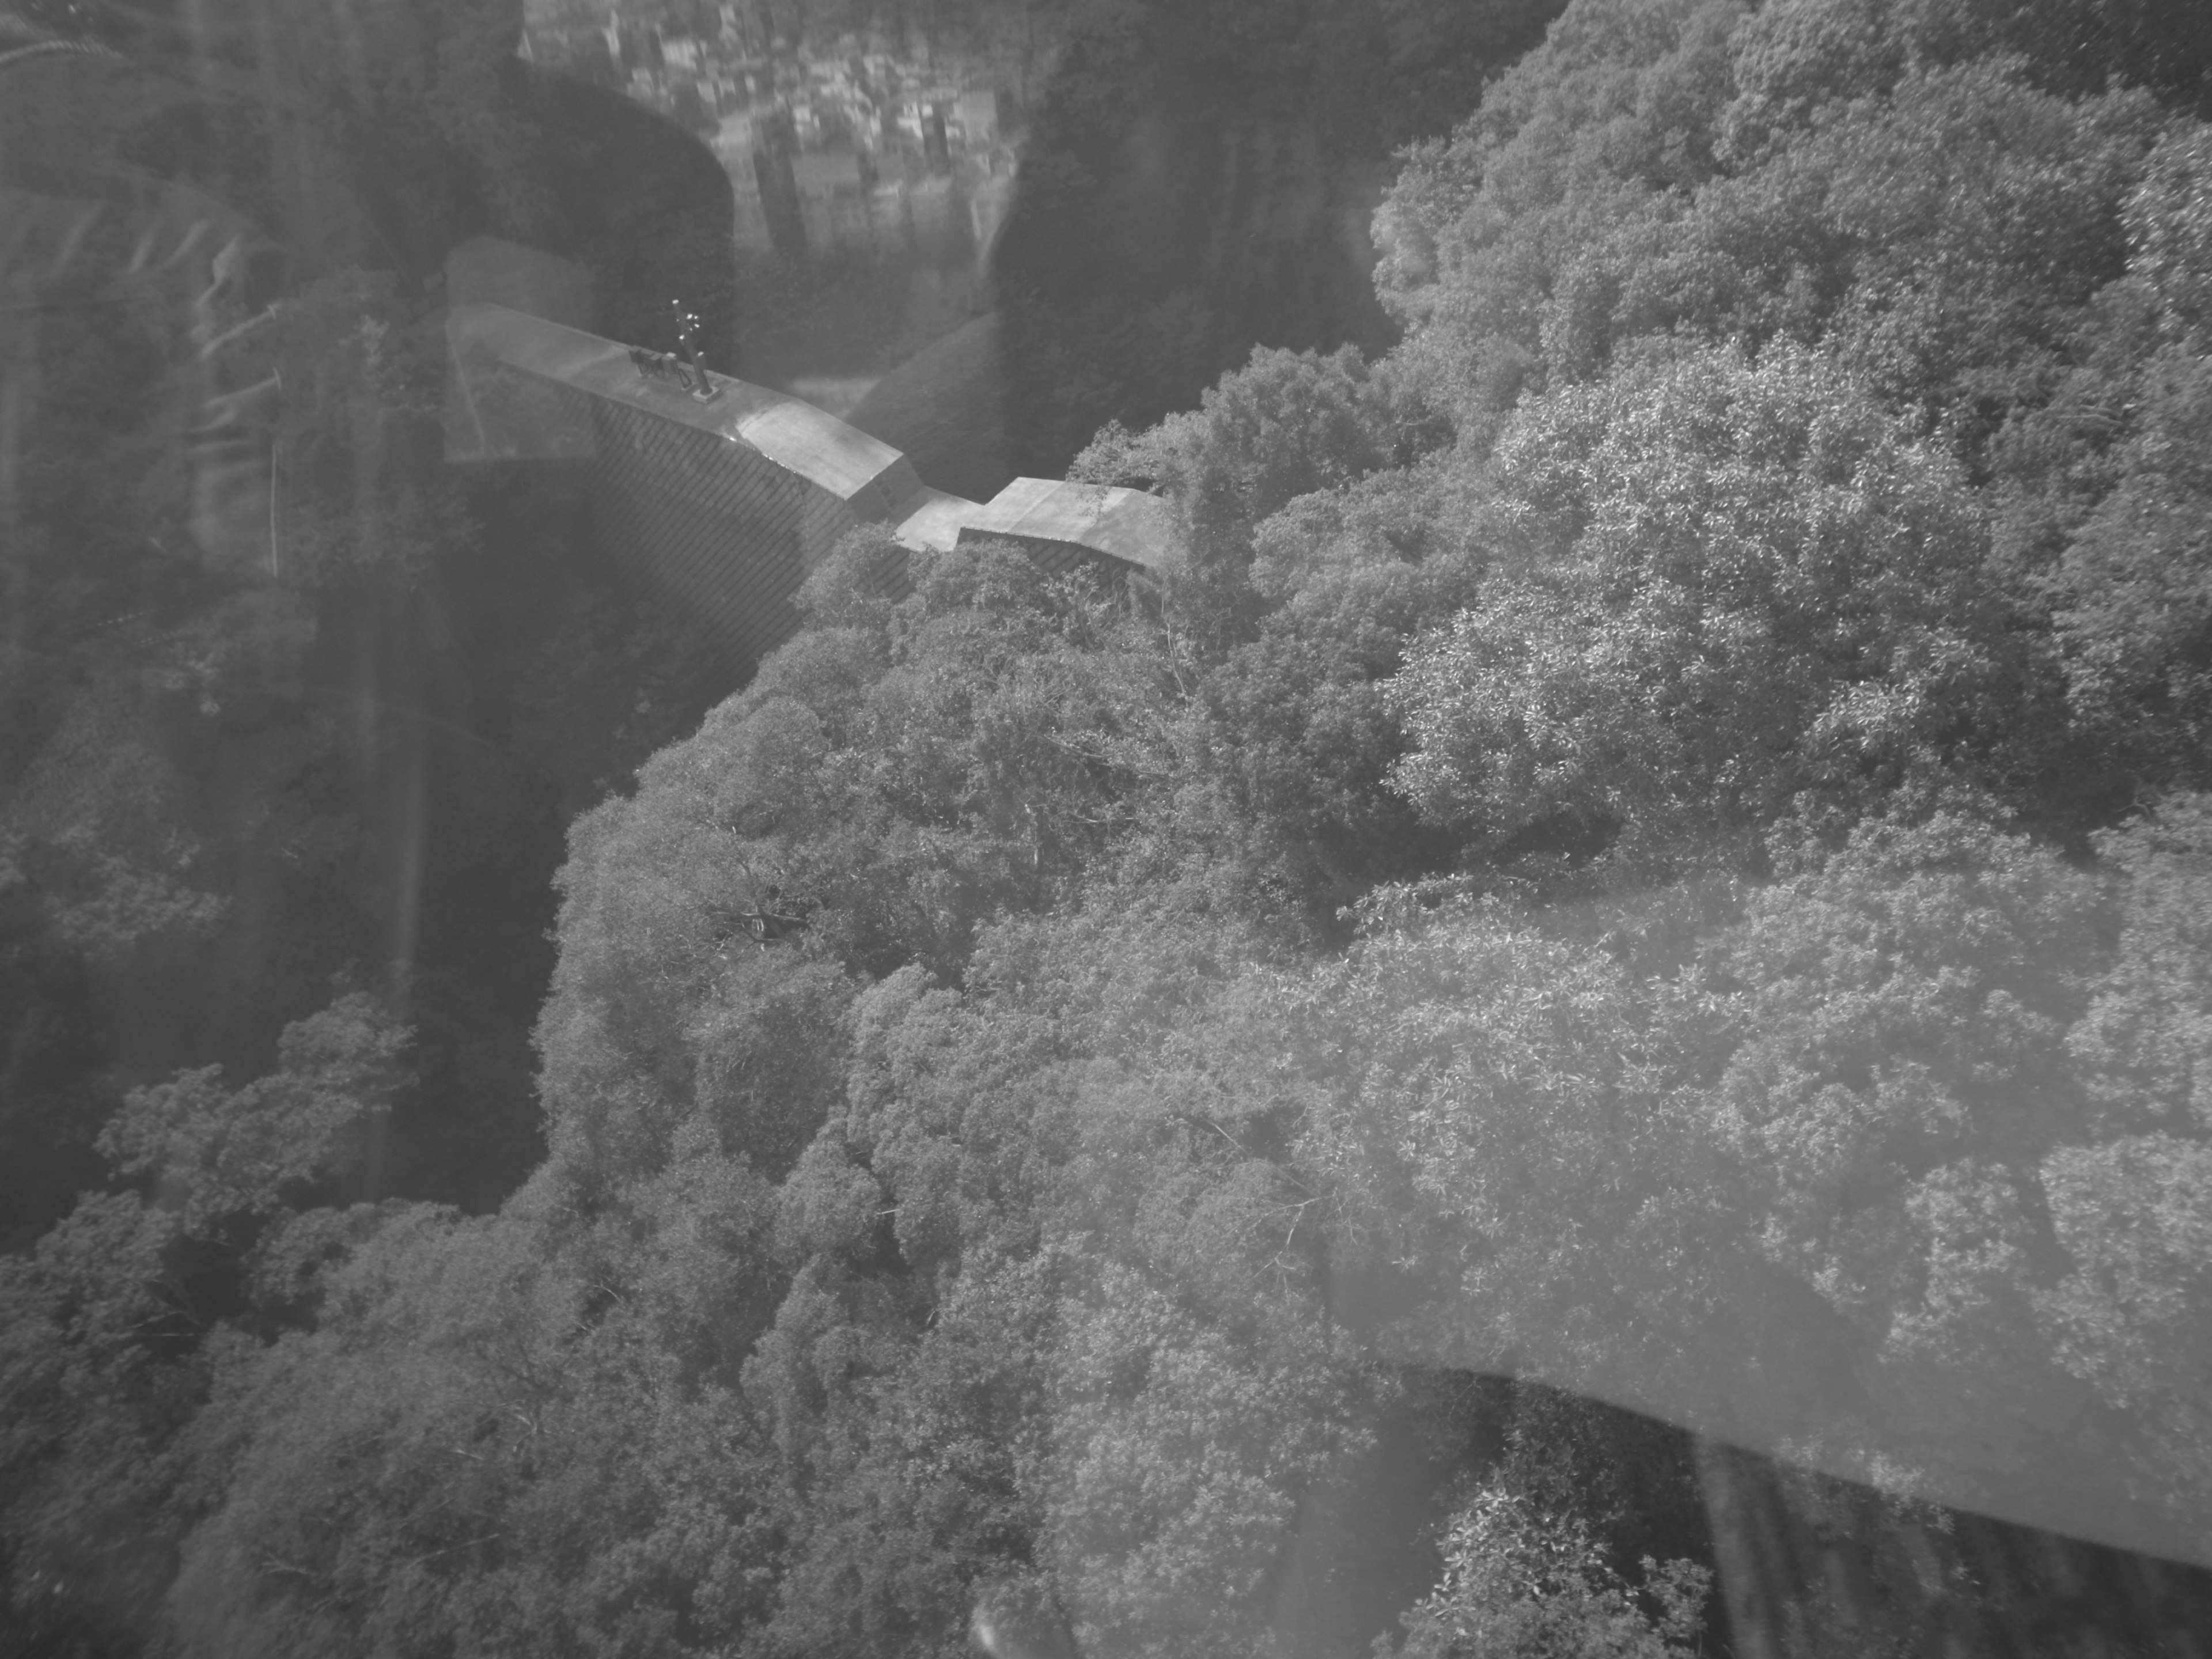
left=533, top=534, right=1177, bottom=1215
left=1374, top=0, right=2175, bottom=482
left=2037, top=796, right=2212, bottom=1539
left=0, top=1191, right=196, bottom=1656
left=1388, top=1484, right=1709, bottom=1659
left=1372, top=0, right=1747, bottom=438
left=99, top=991, right=411, bottom=1231
left=1071, top=344, right=1434, bottom=650
left=0, top=993, right=412, bottom=1657
left=1584, top=64, right=2161, bottom=471
left=1718, top=0, right=2212, bottom=123
left=2025, top=121, right=2212, bottom=794
left=168, top=1172, right=783, bottom=1659
left=1384, top=343, right=2055, bottom=878
left=1043, top=1260, right=1363, bottom=1659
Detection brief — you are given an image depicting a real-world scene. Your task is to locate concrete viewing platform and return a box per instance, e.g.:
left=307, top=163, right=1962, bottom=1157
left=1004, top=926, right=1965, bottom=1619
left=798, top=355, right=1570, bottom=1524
left=445, top=288, right=1172, bottom=665
left=447, top=300, right=925, bottom=519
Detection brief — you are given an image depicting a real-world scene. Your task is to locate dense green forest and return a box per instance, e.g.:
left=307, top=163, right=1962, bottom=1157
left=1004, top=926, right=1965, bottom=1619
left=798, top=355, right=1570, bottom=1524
left=10, top=0, right=2212, bottom=1655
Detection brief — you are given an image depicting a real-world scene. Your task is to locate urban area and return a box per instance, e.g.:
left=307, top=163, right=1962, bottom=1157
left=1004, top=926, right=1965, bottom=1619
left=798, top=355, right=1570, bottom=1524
left=521, top=0, right=1026, bottom=264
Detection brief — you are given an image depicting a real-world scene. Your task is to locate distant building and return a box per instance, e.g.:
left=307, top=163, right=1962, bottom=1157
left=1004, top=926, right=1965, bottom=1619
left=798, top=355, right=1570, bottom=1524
left=714, top=110, right=755, bottom=154
left=953, top=89, right=997, bottom=145
left=747, top=105, right=805, bottom=256
left=668, top=78, right=713, bottom=134
left=908, top=175, right=953, bottom=235
left=614, top=18, right=660, bottom=69
left=790, top=149, right=862, bottom=194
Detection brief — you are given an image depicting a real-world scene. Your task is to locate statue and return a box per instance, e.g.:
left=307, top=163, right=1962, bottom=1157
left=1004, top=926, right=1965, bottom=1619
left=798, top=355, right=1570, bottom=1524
left=672, top=304, right=715, bottom=399
left=627, top=302, right=719, bottom=402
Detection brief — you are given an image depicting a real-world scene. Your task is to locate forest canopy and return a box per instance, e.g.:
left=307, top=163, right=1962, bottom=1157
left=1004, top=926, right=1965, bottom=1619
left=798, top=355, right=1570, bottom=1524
left=9, top=0, right=2212, bottom=1655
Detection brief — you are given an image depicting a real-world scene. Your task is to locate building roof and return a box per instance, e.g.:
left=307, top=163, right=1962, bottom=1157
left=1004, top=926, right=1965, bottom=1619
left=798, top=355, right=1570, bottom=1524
left=890, top=487, right=980, bottom=554
left=955, top=476, right=1171, bottom=570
